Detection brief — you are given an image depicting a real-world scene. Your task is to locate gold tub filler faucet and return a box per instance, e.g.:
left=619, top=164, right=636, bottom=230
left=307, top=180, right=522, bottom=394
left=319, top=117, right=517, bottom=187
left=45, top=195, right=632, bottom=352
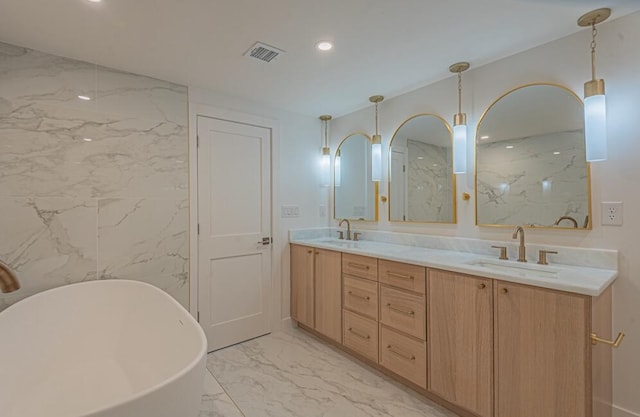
left=0, top=260, right=20, bottom=293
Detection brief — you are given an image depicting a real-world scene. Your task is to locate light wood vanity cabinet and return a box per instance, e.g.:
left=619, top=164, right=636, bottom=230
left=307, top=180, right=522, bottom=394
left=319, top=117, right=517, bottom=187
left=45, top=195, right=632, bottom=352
left=290, top=244, right=342, bottom=343
left=290, top=244, right=315, bottom=328
left=494, top=281, right=609, bottom=417
left=428, top=269, right=494, bottom=417
left=342, top=253, right=379, bottom=362
left=291, top=244, right=614, bottom=417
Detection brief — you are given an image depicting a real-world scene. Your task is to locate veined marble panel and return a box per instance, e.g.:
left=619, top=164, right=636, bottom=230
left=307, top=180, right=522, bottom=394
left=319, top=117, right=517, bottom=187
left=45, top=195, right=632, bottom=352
left=207, top=328, right=455, bottom=417
left=0, top=101, right=188, bottom=199
left=0, top=42, right=187, bottom=125
left=0, top=198, right=97, bottom=311
left=97, top=198, right=189, bottom=307
left=407, top=140, right=452, bottom=222
left=477, top=131, right=589, bottom=227
left=199, top=370, right=244, bottom=417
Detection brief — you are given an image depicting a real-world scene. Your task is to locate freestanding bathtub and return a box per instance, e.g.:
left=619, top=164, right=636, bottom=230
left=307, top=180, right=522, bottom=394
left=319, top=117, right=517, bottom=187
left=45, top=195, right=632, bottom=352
left=0, top=279, right=207, bottom=417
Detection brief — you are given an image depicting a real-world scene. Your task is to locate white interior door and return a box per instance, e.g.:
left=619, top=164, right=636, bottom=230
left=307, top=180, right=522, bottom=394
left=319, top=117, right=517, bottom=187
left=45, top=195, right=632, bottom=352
left=197, top=115, right=272, bottom=352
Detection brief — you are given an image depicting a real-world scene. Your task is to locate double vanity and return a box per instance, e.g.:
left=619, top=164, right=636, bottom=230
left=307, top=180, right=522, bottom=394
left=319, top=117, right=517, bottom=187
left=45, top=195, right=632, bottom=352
left=289, top=229, right=619, bottom=417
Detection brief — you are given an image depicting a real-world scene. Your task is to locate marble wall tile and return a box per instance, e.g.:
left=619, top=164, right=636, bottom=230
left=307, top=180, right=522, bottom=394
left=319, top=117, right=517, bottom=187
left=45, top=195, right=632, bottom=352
left=407, top=140, right=452, bottom=222
left=0, top=198, right=97, bottom=310
left=0, top=41, right=189, bottom=308
left=477, top=131, right=589, bottom=227
left=97, top=198, right=189, bottom=307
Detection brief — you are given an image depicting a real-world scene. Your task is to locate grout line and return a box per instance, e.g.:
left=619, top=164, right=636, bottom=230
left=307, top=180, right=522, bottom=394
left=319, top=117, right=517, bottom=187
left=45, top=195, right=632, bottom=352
left=206, top=365, right=248, bottom=417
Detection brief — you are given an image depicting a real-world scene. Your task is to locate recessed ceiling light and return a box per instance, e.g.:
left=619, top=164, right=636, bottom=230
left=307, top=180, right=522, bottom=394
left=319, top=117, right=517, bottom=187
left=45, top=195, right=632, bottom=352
left=553, top=151, right=561, bottom=155
left=480, top=135, right=490, bottom=140
left=87, top=0, right=102, bottom=3
left=505, top=145, right=514, bottom=149
left=316, top=41, right=333, bottom=51
left=78, top=95, right=91, bottom=101
left=83, top=138, right=93, bottom=142
left=417, top=156, right=424, bottom=160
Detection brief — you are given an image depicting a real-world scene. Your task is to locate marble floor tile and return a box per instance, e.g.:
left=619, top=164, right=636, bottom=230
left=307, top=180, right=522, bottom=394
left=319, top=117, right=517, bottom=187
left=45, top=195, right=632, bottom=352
left=206, top=327, right=457, bottom=417
left=200, top=369, right=245, bottom=417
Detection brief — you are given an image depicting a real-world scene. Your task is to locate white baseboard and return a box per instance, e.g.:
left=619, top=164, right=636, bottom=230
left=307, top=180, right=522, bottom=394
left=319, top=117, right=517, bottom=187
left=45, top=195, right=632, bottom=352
left=614, top=405, right=640, bottom=417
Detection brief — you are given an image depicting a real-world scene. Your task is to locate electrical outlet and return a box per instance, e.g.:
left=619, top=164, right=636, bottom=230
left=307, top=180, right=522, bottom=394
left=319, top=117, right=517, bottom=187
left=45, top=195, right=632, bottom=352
left=601, top=202, right=623, bottom=226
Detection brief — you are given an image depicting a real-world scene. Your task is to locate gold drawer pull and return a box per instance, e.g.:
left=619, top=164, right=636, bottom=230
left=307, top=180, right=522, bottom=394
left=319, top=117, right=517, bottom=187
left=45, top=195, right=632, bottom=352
left=348, top=327, right=370, bottom=340
left=386, top=345, right=415, bottom=361
left=387, top=303, right=415, bottom=316
left=591, top=332, right=625, bottom=348
left=387, top=272, right=414, bottom=280
left=348, top=291, right=370, bottom=301
left=348, top=262, right=370, bottom=270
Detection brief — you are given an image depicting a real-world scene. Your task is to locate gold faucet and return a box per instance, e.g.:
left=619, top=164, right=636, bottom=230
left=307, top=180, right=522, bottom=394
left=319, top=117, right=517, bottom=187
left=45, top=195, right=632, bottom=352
left=512, top=225, right=527, bottom=262
left=554, top=216, right=578, bottom=228
left=338, top=219, right=352, bottom=240
left=0, top=260, right=20, bottom=293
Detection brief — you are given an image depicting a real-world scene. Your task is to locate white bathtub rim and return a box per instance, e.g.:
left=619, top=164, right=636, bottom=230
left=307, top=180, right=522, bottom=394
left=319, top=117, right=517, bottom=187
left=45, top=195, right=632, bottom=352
left=0, top=279, right=208, bottom=417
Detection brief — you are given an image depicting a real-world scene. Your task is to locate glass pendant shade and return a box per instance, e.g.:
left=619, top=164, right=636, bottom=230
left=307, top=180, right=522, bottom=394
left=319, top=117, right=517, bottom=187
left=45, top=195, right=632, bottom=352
left=584, top=88, right=607, bottom=162
left=453, top=117, right=467, bottom=174
left=371, top=135, right=382, bottom=182
left=334, top=150, right=341, bottom=187
left=321, top=147, right=331, bottom=186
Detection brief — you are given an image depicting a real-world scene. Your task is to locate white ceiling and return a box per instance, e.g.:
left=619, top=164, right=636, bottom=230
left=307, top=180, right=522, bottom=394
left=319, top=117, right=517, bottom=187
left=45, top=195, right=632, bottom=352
left=1, top=0, right=639, bottom=117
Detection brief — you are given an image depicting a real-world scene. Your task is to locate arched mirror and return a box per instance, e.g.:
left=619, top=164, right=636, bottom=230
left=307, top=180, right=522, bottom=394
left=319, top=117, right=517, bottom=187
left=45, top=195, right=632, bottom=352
left=476, top=83, right=591, bottom=229
left=388, top=114, right=455, bottom=223
left=334, top=133, right=377, bottom=221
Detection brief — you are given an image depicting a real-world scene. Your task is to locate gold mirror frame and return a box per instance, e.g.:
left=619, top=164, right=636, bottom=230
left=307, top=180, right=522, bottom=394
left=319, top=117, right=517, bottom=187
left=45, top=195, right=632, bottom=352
left=474, top=82, right=592, bottom=230
left=333, top=132, right=379, bottom=222
left=387, top=113, right=456, bottom=224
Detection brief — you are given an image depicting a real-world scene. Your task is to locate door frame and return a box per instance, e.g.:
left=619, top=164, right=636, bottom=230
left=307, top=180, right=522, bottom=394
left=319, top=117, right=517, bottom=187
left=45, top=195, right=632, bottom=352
left=188, top=102, right=282, bottom=335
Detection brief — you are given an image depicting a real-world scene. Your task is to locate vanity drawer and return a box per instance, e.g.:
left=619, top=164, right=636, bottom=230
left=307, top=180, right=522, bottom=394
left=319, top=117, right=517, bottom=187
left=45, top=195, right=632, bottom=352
left=343, top=310, right=378, bottom=363
left=380, top=285, right=426, bottom=340
left=342, top=253, right=378, bottom=281
left=380, top=325, right=426, bottom=389
left=379, top=260, right=426, bottom=294
left=343, top=275, right=378, bottom=320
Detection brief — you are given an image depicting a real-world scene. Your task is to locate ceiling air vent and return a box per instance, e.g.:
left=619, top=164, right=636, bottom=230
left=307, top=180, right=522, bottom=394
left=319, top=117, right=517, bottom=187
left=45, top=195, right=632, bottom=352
left=244, top=42, right=285, bottom=63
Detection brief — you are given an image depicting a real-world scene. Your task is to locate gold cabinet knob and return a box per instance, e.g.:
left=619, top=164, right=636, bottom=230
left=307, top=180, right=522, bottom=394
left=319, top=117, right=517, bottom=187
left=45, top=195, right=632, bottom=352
left=307, top=249, right=313, bottom=254
left=478, top=283, right=486, bottom=290
left=501, top=288, right=509, bottom=294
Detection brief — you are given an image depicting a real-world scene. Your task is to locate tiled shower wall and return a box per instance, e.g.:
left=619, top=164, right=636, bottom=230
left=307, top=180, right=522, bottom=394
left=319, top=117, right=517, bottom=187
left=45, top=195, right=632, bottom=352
left=0, top=41, right=189, bottom=310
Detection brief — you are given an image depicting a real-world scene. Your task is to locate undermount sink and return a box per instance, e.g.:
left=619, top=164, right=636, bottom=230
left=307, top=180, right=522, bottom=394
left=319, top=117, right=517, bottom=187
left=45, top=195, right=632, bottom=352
left=316, top=239, right=360, bottom=248
left=465, top=258, right=559, bottom=277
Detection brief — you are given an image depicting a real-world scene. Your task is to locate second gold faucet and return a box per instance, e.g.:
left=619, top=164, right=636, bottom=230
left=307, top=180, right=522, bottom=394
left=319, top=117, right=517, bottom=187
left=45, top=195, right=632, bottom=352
left=512, top=225, right=527, bottom=262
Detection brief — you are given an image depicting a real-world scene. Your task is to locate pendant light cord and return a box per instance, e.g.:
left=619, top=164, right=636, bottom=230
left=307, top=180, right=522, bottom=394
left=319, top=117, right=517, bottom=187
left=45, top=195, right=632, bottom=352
left=457, top=72, right=463, bottom=115
left=323, top=119, right=328, bottom=147
left=590, top=22, right=598, bottom=81
left=375, top=102, right=379, bottom=135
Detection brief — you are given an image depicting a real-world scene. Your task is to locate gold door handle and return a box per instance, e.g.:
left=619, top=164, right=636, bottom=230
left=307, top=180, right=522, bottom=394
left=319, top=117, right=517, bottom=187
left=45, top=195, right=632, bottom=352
left=386, top=345, right=415, bottom=361
left=348, top=327, right=370, bottom=340
left=478, top=283, right=486, bottom=289
left=387, top=303, right=415, bottom=316
left=348, top=291, right=370, bottom=301
left=348, top=262, right=370, bottom=270
left=591, top=332, right=625, bottom=348
left=387, top=272, right=414, bottom=280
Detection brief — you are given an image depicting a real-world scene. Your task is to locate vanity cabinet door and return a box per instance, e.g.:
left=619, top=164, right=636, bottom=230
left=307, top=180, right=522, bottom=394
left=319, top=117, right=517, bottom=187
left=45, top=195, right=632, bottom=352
left=290, top=244, right=315, bottom=327
left=495, top=281, right=590, bottom=417
left=428, top=269, right=493, bottom=417
left=314, top=248, right=343, bottom=343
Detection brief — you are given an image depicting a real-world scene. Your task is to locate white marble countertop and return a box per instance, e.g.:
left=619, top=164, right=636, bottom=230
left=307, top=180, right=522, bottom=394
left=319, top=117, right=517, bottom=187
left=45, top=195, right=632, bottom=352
left=290, top=237, right=617, bottom=296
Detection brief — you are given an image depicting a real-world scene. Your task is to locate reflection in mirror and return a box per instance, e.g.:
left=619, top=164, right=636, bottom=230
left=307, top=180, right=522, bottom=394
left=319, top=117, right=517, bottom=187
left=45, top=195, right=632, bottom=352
left=476, top=84, right=591, bottom=229
left=334, top=133, right=377, bottom=221
left=389, top=114, right=455, bottom=223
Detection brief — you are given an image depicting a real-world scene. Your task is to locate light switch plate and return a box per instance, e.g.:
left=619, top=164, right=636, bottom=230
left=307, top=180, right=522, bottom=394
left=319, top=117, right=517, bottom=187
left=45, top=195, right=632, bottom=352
left=601, top=202, right=623, bottom=226
left=281, top=205, right=300, bottom=218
